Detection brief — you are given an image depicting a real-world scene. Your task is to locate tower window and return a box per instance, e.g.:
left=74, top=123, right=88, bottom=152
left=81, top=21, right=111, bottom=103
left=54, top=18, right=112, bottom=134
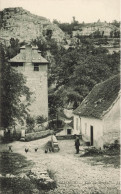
left=11, top=62, right=23, bottom=67
left=34, top=63, right=39, bottom=71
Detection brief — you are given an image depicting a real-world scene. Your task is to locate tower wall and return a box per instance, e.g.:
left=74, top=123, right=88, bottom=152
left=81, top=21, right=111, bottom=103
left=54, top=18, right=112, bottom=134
left=10, top=45, right=48, bottom=119
left=22, top=63, right=48, bottom=118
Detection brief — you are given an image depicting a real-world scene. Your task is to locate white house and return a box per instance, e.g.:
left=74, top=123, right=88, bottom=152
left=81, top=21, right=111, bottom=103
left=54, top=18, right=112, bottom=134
left=57, top=108, right=81, bottom=136
left=56, top=121, right=73, bottom=136
left=57, top=109, right=74, bottom=136
left=73, top=74, right=120, bottom=149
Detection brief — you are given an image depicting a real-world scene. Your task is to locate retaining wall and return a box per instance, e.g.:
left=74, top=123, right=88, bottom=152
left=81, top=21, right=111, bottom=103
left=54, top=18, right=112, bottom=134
left=56, top=134, right=82, bottom=140
left=25, top=130, right=53, bottom=141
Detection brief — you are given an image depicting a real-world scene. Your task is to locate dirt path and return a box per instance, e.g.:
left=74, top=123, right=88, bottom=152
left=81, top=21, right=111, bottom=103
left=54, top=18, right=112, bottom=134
left=1, top=137, right=120, bottom=194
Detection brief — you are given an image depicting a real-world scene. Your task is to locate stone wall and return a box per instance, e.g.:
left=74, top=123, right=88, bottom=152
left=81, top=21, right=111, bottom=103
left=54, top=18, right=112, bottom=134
left=56, top=134, right=82, bottom=140
left=25, top=129, right=53, bottom=141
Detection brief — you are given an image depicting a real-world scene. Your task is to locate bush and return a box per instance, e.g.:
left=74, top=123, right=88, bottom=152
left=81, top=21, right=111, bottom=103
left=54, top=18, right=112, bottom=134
left=81, top=147, right=103, bottom=157
left=36, top=115, right=47, bottom=124
left=103, top=140, right=120, bottom=150
left=12, top=130, right=21, bottom=140
left=26, top=116, right=35, bottom=133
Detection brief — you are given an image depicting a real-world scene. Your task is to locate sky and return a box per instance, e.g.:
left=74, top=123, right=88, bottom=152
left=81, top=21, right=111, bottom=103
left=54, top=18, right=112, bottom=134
left=0, top=0, right=120, bottom=23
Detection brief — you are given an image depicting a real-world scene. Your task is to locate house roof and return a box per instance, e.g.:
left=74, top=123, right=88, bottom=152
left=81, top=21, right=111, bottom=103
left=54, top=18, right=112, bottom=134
left=73, top=74, right=120, bottom=119
left=9, top=45, right=48, bottom=64
left=58, top=111, right=73, bottom=120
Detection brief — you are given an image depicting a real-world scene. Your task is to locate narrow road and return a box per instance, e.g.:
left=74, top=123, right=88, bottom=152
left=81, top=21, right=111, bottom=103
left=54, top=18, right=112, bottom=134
left=1, top=137, right=120, bottom=194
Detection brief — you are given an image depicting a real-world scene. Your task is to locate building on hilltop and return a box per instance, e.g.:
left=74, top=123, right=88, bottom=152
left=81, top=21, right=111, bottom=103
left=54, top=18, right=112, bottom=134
left=9, top=44, right=49, bottom=120
left=73, top=74, right=120, bottom=149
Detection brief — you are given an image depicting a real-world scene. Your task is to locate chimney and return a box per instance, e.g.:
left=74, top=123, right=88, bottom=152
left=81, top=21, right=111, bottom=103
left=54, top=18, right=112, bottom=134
left=25, top=45, right=32, bottom=62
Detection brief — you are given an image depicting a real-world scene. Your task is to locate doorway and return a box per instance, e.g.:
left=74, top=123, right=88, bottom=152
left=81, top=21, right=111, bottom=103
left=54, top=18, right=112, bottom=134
left=90, top=126, right=93, bottom=146
left=67, top=129, right=71, bottom=135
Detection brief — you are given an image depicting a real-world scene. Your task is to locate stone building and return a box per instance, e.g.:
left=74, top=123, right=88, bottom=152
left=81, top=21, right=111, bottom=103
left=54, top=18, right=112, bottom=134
left=73, top=74, right=120, bottom=149
left=9, top=44, right=49, bottom=120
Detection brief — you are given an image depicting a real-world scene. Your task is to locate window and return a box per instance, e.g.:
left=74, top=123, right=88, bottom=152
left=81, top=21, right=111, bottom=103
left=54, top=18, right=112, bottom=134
left=34, top=63, right=39, bottom=71
left=11, top=62, right=23, bottom=67
left=11, top=63, right=18, bottom=67
left=18, top=63, right=23, bottom=66
left=67, top=129, right=71, bottom=135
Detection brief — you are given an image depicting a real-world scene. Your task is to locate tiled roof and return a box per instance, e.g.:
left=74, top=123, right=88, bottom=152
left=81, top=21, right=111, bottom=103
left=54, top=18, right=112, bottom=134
left=9, top=45, right=48, bottom=63
left=73, top=74, right=120, bottom=119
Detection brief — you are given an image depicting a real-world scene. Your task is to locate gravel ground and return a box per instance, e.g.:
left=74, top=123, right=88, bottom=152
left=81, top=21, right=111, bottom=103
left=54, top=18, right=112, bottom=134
left=0, top=137, right=120, bottom=194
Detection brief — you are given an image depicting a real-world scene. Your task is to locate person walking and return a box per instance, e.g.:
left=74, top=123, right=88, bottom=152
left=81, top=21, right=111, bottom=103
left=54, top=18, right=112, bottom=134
left=75, top=136, right=80, bottom=154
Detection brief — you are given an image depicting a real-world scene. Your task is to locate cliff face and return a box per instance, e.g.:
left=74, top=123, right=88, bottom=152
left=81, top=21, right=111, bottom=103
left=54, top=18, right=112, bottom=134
left=72, top=21, right=119, bottom=37
left=0, top=7, right=65, bottom=44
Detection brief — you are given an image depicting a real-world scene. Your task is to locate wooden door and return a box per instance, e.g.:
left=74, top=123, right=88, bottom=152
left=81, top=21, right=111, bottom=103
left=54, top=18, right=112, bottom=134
left=90, top=126, right=93, bottom=146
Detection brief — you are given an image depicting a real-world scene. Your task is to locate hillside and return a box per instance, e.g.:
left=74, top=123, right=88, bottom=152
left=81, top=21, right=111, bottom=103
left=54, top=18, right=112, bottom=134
left=72, top=20, right=119, bottom=37
left=0, top=7, right=65, bottom=45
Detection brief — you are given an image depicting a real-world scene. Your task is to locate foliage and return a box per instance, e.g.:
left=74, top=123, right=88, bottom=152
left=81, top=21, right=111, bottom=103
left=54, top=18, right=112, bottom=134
left=26, top=116, right=35, bottom=133
left=53, top=19, right=79, bottom=35
left=48, top=119, right=64, bottom=130
left=49, top=42, right=119, bottom=112
left=0, top=177, right=37, bottom=194
left=36, top=115, right=47, bottom=124
left=111, top=20, right=120, bottom=28
left=32, top=34, right=120, bottom=119
left=82, top=147, right=103, bottom=156
left=82, top=142, right=120, bottom=168
left=82, top=140, right=120, bottom=157
left=0, top=152, right=36, bottom=193
left=103, top=140, right=120, bottom=151
left=6, top=38, right=25, bottom=59
left=0, top=152, right=33, bottom=175
left=0, top=43, right=31, bottom=128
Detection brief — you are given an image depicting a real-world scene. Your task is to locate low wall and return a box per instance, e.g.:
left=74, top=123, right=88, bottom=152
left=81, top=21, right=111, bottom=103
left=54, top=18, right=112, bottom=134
left=25, top=130, right=53, bottom=141
left=56, top=134, right=82, bottom=140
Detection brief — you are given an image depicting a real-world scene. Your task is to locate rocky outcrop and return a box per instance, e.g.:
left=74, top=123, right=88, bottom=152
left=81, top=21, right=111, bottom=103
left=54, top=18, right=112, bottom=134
left=72, top=21, right=119, bottom=37
left=0, top=7, right=65, bottom=44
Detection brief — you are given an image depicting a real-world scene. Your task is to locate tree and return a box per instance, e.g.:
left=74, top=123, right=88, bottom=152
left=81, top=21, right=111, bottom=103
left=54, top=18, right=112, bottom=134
left=36, top=115, right=47, bottom=124
left=0, top=44, right=31, bottom=128
left=111, top=20, right=120, bottom=28
left=48, top=42, right=120, bottom=110
left=6, top=38, right=25, bottom=59
left=34, top=35, right=120, bottom=118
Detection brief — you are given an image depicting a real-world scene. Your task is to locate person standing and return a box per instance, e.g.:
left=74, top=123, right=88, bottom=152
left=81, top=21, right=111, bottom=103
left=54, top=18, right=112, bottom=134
left=75, top=136, right=80, bottom=154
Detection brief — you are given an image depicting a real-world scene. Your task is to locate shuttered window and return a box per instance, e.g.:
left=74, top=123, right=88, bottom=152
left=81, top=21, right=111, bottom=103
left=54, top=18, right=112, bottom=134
left=34, top=63, right=39, bottom=71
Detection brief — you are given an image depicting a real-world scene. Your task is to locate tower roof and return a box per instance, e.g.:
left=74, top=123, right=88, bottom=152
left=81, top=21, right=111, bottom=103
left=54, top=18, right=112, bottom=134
left=9, top=45, right=48, bottom=64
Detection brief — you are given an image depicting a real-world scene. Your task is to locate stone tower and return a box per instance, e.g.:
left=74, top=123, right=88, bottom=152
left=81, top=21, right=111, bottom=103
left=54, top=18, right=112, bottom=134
left=9, top=44, right=49, bottom=119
